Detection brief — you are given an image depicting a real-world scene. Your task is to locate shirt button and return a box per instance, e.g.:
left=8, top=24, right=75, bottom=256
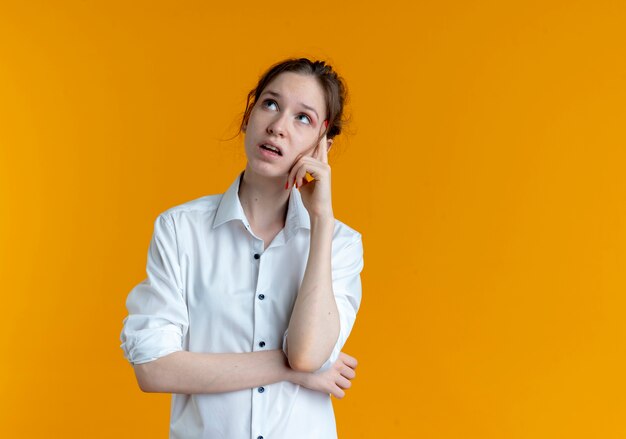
left=257, top=436, right=264, bottom=439
left=259, top=341, right=266, bottom=348
left=258, top=294, right=265, bottom=300
left=258, top=386, right=265, bottom=393
left=254, top=253, right=260, bottom=259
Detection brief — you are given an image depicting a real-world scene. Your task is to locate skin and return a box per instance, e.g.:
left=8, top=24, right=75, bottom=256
left=240, top=72, right=340, bottom=372
left=134, top=350, right=357, bottom=398
left=133, top=71, right=357, bottom=398
left=240, top=72, right=334, bottom=243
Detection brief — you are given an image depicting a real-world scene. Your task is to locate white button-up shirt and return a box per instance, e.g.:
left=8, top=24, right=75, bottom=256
left=120, top=171, right=364, bottom=439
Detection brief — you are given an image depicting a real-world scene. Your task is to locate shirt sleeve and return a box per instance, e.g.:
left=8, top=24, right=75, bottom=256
left=282, top=231, right=364, bottom=372
left=120, top=213, right=189, bottom=365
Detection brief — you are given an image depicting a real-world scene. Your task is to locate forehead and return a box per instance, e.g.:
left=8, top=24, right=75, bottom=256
left=261, top=72, right=326, bottom=113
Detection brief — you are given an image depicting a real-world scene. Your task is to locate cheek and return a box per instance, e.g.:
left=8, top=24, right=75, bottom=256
left=291, top=135, right=316, bottom=155
left=245, top=109, right=260, bottom=128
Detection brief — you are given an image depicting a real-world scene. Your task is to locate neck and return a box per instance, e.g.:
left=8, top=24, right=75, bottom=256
left=238, top=165, right=291, bottom=231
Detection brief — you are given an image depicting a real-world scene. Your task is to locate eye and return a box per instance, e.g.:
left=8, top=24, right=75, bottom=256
left=296, top=114, right=312, bottom=125
left=262, top=99, right=278, bottom=111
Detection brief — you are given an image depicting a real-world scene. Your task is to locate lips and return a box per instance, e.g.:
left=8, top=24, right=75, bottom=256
left=258, top=141, right=283, bottom=156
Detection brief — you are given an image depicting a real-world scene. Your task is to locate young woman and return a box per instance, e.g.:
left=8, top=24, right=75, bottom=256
left=120, top=58, right=364, bottom=439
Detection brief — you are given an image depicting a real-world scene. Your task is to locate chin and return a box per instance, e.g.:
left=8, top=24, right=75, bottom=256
left=246, top=161, right=286, bottom=179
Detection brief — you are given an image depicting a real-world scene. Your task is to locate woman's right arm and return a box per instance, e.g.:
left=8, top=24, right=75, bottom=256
left=134, top=349, right=357, bottom=398
left=123, top=214, right=356, bottom=397
left=134, top=349, right=294, bottom=394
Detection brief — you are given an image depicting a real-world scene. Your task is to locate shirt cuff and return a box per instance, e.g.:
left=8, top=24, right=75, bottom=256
left=120, top=323, right=183, bottom=365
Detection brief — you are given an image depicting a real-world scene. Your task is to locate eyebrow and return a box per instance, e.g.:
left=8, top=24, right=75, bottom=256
left=261, top=90, right=320, bottom=121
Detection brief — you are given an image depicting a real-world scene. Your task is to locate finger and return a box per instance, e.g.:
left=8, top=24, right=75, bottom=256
left=301, top=160, right=327, bottom=182
left=339, top=352, right=358, bottom=369
left=294, top=162, right=308, bottom=188
left=331, top=385, right=346, bottom=399
left=319, top=135, right=329, bottom=165
left=295, top=157, right=326, bottom=186
left=300, top=176, right=312, bottom=187
left=339, top=365, right=356, bottom=380
left=336, top=375, right=352, bottom=389
left=287, top=156, right=305, bottom=189
left=287, top=151, right=306, bottom=175
left=311, top=134, right=324, bottom=162
left=310, top=140, right=321, bottom=158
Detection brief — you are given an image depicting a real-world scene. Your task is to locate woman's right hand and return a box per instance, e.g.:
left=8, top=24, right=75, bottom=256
left=297, top=352, right=358, bottom=399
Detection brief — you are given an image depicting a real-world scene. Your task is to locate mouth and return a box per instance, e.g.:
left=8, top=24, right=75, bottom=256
left=258, top=141, right=283, bottom=157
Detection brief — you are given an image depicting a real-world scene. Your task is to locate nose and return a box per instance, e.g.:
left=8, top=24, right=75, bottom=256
left=266, top=114, right=287, bottom=137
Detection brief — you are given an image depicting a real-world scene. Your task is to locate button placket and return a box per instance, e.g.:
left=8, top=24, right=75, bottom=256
left=251, top=242, right=268, bottom=438
left=254, top=244, right=269, bottom=353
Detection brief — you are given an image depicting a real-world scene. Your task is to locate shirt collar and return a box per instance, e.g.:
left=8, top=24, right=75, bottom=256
left=213, top=171, right=311, bottom=240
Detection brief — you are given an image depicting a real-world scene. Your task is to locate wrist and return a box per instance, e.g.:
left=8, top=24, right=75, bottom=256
left=310, top=215, right=335, bottom=231
left=287, top=368, right=309, bottom=387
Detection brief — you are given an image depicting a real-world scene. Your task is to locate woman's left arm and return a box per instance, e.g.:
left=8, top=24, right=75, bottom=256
left=286, top=215, right=339, bottom=372
left=285, top=134, right=350, bottom=373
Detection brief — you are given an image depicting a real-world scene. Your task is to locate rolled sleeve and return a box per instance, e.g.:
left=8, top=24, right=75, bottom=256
left=283, top=231, right=364, bottom=372
left=120, top=214, right=188, bottom=365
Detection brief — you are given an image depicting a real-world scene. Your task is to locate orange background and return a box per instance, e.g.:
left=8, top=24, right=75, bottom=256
left=1, top=1, right=625, bottom=437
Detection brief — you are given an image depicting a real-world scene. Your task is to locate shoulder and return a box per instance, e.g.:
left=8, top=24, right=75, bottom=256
left=331, top=219, right=364, bottom=273
left=155, top=193, right=223, bottom=227
left=332, top=218, right=363, bottom=249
